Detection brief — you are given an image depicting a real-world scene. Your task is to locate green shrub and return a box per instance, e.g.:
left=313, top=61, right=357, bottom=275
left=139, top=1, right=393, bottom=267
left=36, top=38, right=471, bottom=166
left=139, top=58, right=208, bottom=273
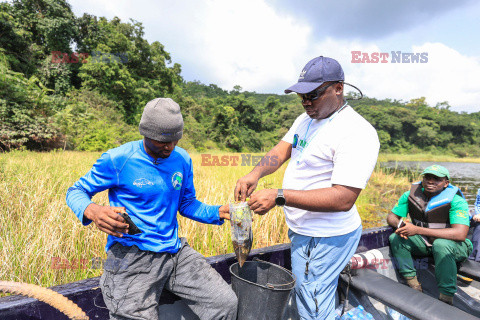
left=55, top=90, right=141, bottom=151
left=0, top=51, right=64, bottom=151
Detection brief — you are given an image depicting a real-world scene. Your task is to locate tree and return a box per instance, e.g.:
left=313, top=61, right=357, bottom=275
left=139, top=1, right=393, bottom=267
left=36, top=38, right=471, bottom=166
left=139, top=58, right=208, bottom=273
left=0, top=51, right=62, bottom=151
left=10, top=0, right=78, bottom=55
left=0, top=3, right=34, bottom=75
left=76, top=16, right=182, bottom=123
left=54, top=89, right=139, bottom=151
left=78, top=44, right=138, bottom=120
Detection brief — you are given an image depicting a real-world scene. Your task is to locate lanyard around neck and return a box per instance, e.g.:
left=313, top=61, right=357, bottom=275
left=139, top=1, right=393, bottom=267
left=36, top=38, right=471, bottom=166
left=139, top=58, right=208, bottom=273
left=296, top=101, right=348, bottom=164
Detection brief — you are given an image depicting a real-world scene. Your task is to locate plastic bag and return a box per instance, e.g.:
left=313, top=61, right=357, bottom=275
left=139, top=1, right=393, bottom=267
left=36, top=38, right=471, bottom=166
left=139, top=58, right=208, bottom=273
left=230, top=202, right=253, bottom=267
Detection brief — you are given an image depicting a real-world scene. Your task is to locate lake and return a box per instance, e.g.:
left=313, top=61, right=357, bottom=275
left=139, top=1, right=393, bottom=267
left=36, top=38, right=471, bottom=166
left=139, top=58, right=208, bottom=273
left=381, top=161, right=480, bottom=208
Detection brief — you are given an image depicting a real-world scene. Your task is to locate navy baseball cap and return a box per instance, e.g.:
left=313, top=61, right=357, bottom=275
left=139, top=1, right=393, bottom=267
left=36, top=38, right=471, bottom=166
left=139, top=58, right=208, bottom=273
left=285, top=56, right=345, bottom=94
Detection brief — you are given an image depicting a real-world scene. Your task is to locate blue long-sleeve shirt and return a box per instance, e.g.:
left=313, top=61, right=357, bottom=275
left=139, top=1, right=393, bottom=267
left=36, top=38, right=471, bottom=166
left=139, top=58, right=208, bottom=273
left=470, top=188, right=480, bottom=220
left=66, top=140, right=223, bottom=253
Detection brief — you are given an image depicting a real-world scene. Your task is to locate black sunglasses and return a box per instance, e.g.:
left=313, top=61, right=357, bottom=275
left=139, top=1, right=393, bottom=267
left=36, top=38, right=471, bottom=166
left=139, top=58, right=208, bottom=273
left=297, top=82, right=339, bottom=103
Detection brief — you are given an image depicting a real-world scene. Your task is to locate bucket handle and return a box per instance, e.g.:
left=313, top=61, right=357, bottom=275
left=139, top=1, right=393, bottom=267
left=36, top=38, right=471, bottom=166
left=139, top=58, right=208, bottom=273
left=266, top=282, right=295, bottom=289
left=253, top=257, right=296, bottom=289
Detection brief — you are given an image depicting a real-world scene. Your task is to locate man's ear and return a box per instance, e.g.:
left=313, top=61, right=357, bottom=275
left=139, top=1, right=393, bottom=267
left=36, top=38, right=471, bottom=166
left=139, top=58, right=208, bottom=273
left=335, top=82, right=344, bottom=95
left=444, top=180, right=450, bottom=188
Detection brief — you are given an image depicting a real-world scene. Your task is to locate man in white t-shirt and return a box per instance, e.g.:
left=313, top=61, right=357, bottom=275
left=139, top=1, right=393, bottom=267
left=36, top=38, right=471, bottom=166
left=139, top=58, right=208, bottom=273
left=234, top=56, right=379, bottom=320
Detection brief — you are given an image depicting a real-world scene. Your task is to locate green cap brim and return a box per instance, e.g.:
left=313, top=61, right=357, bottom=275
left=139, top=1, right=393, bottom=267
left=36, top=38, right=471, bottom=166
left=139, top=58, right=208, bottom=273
left=421, top=166, right=450, bottom=180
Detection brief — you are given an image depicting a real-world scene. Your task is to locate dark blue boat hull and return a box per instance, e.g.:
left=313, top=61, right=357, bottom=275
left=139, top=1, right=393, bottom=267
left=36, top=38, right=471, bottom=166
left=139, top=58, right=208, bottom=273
left=6, top=226, right=474, bottom=320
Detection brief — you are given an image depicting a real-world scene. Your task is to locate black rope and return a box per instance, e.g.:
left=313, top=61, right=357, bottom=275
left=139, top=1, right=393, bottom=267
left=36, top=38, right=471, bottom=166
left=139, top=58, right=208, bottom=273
left=342, top=82, right=363, bottom=100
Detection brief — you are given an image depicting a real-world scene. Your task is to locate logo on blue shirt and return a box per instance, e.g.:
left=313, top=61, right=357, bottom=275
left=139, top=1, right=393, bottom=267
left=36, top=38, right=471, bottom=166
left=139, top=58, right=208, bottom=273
left=172, top=172, right=183, bottom=190
left=133, top=178, right=154, bottom=188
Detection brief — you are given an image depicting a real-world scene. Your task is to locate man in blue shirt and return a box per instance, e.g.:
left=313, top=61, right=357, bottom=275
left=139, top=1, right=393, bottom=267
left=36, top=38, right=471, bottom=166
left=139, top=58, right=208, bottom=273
left=66, top=98, right=237, bottom=320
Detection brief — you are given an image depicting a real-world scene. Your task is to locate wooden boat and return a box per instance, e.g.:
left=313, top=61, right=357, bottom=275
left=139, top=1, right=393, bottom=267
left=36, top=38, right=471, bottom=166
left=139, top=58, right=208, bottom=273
left=1, top=226, right=479, bottom=319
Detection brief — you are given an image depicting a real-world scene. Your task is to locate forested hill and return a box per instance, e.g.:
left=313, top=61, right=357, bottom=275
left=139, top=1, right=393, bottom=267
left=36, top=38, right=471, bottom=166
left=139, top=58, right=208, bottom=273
left=1, top=0, right=479, bottom=156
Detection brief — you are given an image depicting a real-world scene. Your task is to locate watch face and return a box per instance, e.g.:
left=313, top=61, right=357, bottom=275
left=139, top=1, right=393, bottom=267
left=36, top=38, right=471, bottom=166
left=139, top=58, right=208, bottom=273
left=276, top=196, right=286, bottom=206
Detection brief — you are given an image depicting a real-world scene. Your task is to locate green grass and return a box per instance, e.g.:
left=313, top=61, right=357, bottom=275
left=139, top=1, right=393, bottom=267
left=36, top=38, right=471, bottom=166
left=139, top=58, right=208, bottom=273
left=0, top=150, right=411, bottom=289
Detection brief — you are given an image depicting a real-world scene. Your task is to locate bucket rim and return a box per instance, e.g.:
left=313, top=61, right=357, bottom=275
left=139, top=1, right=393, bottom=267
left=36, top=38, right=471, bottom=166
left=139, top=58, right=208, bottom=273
left=229, top=260, right=296, bottom=291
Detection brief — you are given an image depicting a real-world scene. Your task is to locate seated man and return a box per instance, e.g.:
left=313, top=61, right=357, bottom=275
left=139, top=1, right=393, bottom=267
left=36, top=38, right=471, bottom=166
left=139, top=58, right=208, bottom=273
left=66, top=98, right=237, bottom=320
left=387, top=165, right=472, bottom=305
left=469, top=188, right=480, bottom=261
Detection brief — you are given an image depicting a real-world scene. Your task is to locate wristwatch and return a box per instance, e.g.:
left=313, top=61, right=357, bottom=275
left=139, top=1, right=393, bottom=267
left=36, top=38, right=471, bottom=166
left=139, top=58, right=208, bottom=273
left=275, top=189, right=286, bottom=207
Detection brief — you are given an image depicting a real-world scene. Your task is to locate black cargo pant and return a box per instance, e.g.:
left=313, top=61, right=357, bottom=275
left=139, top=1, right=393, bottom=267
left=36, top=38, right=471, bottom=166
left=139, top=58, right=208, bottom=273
left=100, top=239, right=238, bottom=320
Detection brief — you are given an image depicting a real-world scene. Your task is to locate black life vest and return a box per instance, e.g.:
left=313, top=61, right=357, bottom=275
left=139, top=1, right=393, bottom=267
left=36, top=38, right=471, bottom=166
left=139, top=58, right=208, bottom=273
left=407, top=182, right=464, bottom=245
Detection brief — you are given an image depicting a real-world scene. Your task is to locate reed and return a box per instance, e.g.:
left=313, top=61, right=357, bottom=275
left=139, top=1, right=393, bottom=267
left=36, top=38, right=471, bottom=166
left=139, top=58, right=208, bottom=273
left=0, top=150, right=410, bottom=289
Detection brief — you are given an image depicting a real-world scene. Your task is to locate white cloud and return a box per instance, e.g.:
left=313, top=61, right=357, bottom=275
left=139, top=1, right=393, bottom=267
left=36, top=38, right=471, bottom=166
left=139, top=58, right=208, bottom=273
left=188, top=0, right=311, bottom=93
left=270, top=0, right=477, bottom=41
left=68, top=0, right=480, bottom=112
left=69, top=0, right=310, bottom=93
left=343, top=42, right=480, bottom=112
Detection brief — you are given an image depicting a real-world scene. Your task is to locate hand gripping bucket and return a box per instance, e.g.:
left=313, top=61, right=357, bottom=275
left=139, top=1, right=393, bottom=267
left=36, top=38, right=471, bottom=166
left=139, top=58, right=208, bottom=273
left=229, top=259, right=296, bottom=320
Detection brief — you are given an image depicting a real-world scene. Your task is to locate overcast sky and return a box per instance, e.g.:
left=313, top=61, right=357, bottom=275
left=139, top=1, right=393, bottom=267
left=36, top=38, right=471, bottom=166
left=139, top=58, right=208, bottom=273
left=68, top=0, right=480, bottom=113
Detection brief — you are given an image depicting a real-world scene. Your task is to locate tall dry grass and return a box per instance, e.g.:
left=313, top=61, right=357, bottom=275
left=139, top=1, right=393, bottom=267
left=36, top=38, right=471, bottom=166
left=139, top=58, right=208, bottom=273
left=0, top=151, right=109, bottom=289
left=0, top=150, right=410, bottom=288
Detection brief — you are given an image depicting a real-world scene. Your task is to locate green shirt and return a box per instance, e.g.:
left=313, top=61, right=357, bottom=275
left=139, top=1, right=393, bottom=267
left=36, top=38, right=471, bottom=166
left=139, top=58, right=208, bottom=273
left=392, top=190, right=470, bottom=226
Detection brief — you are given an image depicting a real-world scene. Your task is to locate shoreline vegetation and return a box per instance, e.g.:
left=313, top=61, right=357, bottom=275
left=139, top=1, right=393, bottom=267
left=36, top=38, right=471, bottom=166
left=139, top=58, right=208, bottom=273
left=379, top=153, right=480, bottom=163
left=2, top=0, right=480, bottom=157
left=0, top=150, right=473, bottom=289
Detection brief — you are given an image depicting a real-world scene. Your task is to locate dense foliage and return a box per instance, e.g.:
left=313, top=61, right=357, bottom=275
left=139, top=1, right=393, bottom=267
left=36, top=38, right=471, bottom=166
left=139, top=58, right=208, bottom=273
left=349, top=96, right=480, bottom=156
left=1, top=0, right=479, bottom=155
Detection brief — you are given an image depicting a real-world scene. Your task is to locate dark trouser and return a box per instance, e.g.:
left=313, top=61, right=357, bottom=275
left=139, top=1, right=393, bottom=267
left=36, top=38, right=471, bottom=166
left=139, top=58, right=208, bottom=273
left=389, top=233, right=472, bottom=296
left=469, top=221, right=480, bottom=261
left=99, top=239, right=238, bottom=320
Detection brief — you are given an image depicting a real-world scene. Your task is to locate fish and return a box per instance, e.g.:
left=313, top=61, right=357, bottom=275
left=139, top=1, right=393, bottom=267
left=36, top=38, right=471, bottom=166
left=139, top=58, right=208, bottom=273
left=232, top=229, right=253, bottom=267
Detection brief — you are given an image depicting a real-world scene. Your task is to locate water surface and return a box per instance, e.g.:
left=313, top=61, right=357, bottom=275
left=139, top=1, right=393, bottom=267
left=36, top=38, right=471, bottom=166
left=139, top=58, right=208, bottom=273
left=381, top=161, right=480, bottom=207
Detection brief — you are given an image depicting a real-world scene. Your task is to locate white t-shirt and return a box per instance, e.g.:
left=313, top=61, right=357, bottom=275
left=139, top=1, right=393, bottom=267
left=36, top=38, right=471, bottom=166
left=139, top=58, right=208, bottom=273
left=281, top=105, right=380, bottom=237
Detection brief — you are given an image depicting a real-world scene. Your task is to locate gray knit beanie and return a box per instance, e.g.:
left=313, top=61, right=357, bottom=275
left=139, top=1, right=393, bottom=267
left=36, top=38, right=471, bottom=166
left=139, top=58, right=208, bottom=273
left=139, top=98, right=184, bottom=142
